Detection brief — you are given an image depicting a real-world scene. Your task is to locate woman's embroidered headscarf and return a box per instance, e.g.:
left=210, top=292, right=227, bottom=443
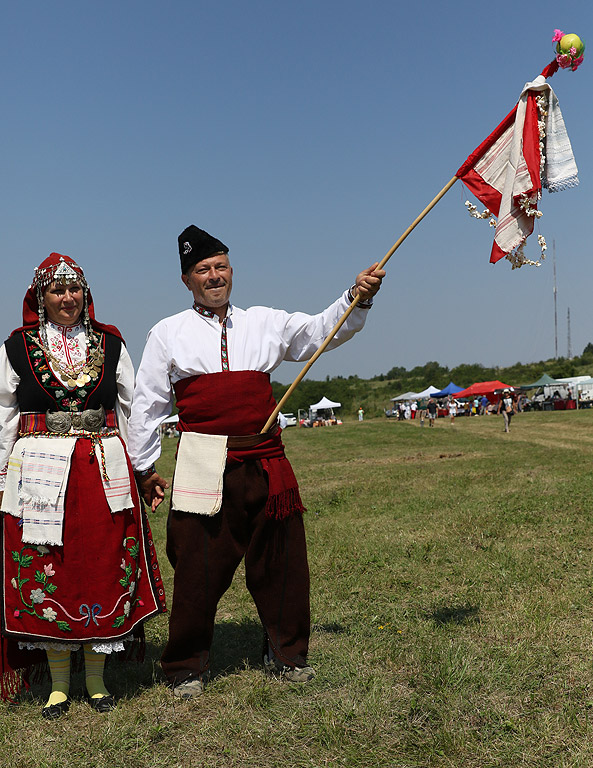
left=11, top=253, right=123, bottom=340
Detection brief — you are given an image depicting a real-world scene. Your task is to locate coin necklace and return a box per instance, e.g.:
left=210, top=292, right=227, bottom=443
left=32, top=331, right=105, bottom=388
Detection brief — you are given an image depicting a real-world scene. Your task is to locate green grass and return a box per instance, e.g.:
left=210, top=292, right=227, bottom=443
left=3, top=411, right=593, bottom=766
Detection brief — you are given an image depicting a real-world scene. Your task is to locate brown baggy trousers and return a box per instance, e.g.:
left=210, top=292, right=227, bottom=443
left=161, top=460, right=310, bottom=684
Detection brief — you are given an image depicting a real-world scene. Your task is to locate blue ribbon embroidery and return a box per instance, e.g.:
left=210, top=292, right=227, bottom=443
left=79, top=603, right=102, bottom=627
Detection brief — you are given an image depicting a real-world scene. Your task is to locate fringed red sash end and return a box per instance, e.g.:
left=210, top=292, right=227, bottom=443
left=261, top=458, right=306, bottom=520
left=1, top=670, right=25, bottom=703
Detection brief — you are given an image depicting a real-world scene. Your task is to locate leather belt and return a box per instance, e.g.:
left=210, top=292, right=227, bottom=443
left=225, top=426, right=280, bottom=449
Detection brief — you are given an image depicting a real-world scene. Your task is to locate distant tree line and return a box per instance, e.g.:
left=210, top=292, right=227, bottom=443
left=271, top=344, right=593, bottom=420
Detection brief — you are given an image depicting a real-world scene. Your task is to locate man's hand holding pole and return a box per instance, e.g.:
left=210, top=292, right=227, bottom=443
left=352, top=262, right=385, bottom=302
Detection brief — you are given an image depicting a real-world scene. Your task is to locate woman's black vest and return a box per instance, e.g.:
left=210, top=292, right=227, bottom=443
left=4, top=329, right=121, bottom=413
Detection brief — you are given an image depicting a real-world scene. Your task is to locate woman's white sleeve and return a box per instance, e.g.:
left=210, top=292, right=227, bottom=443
left=115, top=344, right=135, bottom=447
left=0, top=345, right=21, bottom=491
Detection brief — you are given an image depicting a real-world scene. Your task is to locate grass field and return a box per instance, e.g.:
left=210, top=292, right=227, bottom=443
left=2, top=410, right=593, bottom=767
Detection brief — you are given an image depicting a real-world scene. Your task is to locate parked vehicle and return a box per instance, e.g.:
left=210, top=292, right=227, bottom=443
left=280, top=412, right=297, bottom=427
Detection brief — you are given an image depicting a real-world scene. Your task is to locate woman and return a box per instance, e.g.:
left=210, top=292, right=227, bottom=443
left=447, top=396, right=457, bottom=424
left=0, top=253, right=166, bottom=718
left=498, top=389, right=515, bottom=432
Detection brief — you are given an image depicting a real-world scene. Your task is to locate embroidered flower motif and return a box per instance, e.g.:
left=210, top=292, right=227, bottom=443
left=11, top=578, right=17, bottom=589
left=120, top=558, right=127, bottom=570
left=43, top=563, right=55, bottom=577
left=123, top=601, right=131, bottom=617
left=54, top=389, right=65, bottom=399
left=30, top=588, right=45, bottom=604
left=13, top=610, right=20, bottom=618
left=37, top=546, right=50, bottom=554
left=41, top=373, right=50, bottom=382
left=129, top=581, right=136, bottom=597
left=138, top=600, right=144, bottom=607
left=42, top=607, right=58, bottom=622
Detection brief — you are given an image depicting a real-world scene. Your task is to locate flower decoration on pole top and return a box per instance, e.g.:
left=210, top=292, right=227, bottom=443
left=553, top=29, right=585, bottom=71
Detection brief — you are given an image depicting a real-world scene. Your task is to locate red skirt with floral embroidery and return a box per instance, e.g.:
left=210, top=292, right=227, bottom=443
left=1, top=438, right=166, bottom=645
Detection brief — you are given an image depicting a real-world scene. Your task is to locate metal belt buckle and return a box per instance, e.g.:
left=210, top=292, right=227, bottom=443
left=45, top=406, right=105, bottom=433
left=45, top=411, right=71, bottom=433
left=81, top=406, right=105, bottom=432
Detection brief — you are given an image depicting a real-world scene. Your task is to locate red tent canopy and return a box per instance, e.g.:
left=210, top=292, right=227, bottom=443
left=453, top=380, right=513, bottom=399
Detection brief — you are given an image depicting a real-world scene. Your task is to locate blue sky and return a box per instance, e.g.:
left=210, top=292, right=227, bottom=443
left=1, top=1, right=591, bottom=385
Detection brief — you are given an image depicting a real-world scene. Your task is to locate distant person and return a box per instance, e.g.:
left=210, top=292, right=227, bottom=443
left=427, top=398, right=437, bottom=427
left=410, top=401, right=417, bottom=420
left=447, top=396, right=457, bottom=424
left=497, top=389, right=515, bottom=432
left=480, top=395, right=489, bottom=415
left=128, top=225, right=384, bottom=697
left=358, top=406, right=364, bottom=422
left=418, top=401, right=427, bottom=426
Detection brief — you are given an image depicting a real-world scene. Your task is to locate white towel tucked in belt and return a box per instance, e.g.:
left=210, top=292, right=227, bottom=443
left=2, top=437, right=75, bottom=546
left=96, top=436, right=134, bottom=512
left=171, top=432, right=228, bottom=515
left=2, top=435, right=135, bottom=546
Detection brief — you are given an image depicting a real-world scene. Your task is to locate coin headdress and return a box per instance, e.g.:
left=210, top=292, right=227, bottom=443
left=31, top=254, right=92, bottom=346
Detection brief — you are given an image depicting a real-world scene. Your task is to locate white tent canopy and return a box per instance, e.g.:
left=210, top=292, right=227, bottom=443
left=310, top=396, right=341, bottom=411
left=391, top=385, right=440, bottom=402
left=415, top=385, right=440, bottom=399
left=391, top=391, right=419, bottom=402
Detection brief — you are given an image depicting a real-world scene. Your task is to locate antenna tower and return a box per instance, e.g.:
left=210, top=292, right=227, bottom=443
left=553, top=240, right=558, bottom=359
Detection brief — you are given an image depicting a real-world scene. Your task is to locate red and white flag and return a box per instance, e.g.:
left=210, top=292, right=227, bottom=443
left=456, top=63, right=578, bottom=267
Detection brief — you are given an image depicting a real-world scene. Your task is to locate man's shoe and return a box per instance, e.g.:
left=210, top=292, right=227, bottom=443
left=172, top=674, right=207, bottom=699
left=41, top=697, right=71, bottom=720
left=263, top=654, right=316, bottom=683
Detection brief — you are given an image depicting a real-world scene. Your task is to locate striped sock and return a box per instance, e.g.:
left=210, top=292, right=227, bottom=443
left=83, top=645, right=110, bottom=699
left=45, top=648, right=71, bottom=706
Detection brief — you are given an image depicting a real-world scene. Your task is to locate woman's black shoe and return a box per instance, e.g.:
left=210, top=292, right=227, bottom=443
left=41, top=697, right=71, bottom=720
left=88, top=694, right=116, bottom=713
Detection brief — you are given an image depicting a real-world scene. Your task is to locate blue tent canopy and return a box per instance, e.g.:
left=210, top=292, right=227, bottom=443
left=431, top=381, right=464, bottom=398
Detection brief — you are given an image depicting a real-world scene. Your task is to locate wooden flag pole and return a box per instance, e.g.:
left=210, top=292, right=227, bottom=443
left=261, top=175, right=459, bottom=433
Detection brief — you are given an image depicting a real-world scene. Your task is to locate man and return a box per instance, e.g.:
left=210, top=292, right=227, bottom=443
left=427, top=398, right=437, bottom=426
left=128, top=225, right=384, bottom=698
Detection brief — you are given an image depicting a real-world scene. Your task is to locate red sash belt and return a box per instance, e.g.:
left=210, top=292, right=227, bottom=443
left=174, top=371, right=305, bottom=519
